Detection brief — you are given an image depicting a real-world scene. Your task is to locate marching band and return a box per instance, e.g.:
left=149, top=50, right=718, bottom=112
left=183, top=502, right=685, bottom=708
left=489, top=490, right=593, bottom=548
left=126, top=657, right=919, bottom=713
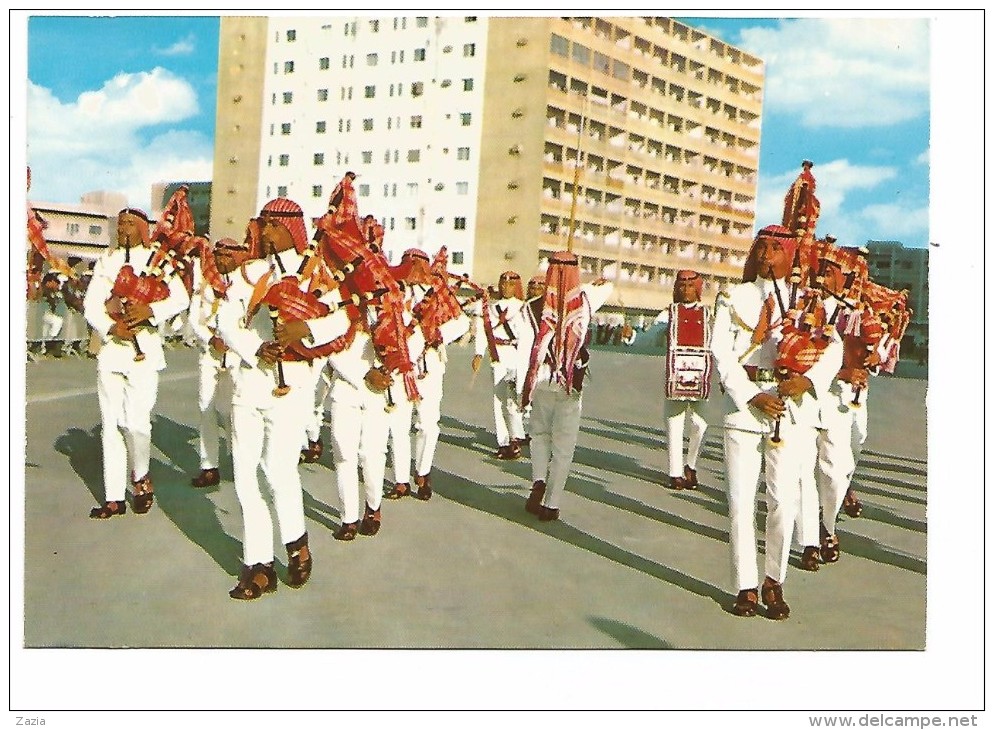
left=26, top=161, right=914, bottom=615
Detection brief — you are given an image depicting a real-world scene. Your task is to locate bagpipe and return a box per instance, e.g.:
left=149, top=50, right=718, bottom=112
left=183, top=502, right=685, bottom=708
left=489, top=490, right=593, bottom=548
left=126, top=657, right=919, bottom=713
left=312, top=206, right=419, bottom=402
left=410, top=247, right=468, bottom=350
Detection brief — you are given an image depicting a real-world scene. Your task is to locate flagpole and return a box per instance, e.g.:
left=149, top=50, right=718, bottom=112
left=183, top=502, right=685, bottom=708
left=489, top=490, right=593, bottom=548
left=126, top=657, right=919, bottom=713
left=565, top=94, right=589, bottom=254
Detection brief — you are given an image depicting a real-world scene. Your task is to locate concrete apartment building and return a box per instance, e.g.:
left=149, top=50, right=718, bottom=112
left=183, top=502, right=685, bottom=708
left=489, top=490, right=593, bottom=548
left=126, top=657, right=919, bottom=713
left=210, top=15, right=765, bottom=312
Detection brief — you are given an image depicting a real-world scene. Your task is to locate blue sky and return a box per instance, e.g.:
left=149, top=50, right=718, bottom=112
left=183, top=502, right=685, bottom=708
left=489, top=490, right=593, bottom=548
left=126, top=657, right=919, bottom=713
left=20, top=13, right=962, bottom=250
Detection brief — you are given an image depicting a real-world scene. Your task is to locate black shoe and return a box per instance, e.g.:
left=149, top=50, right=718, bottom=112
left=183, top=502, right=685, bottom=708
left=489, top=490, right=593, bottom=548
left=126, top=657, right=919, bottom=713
left=731, top=588, right=759, bottom=617
left=229, top=562, right=277, bottom=600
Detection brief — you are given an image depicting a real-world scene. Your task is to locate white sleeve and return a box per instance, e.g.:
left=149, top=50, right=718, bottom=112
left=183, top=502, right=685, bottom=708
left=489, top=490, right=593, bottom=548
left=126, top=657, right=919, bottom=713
left=710, top=294, right=761, bottom=412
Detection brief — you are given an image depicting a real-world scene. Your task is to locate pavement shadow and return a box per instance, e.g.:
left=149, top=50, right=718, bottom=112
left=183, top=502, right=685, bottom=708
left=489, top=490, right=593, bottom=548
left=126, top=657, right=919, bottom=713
left=861, top=449, right=927, bottom=467
left=857, top=457, right=927, bottom=480
left=587, top=616, right=673, bottom=649
left=302, top=491, right=342, bottom=533
left=148, top=415, right=243, bottom=576
left=53, top=426, right=105, bottom=504
left=431, top=468, right=730, bottom=613
left=848, top=477, right=927, bottom=506
left=833, top=530, right=926, bottom=575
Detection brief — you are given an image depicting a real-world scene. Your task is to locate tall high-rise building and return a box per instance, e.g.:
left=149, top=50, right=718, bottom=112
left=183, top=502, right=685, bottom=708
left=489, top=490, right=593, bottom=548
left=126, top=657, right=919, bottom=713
left=211, top=15, right=765, bottom=311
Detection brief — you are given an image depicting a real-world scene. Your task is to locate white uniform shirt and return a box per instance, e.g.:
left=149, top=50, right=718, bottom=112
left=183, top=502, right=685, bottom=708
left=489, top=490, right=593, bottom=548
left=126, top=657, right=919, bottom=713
left=83, top=246, right=191, bottom=373
left=710, top=278, right=842, bottom=433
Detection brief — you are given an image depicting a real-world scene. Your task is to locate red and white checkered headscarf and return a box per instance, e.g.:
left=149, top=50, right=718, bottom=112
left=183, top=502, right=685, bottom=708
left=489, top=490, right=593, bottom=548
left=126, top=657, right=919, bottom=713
left=498, top=270, right=524, bottom=300
left=522, top=251, right=590, bottom=406
left=743, top=225, right=798, bottom=282
left=260, top=197, right=309, bottom=254
left=674, top=269, right=703, bottom=301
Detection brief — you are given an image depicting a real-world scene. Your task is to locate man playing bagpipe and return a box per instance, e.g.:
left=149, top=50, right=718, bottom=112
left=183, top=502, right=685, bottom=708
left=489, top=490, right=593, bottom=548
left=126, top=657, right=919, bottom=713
left=519, top=252, right=614, bottom=522
left=386, top=246, right=470, bottom=501
left=663, top=270, right=712, bottom=491
left=837, top=279, right=913, bottom=520
left=187, top=236, right=254, bottom=489
left=82, top=208, right=191, bottom=518
left=471, top=270, right=530, bottom=461
left=709, top=225, right=842, bottom=620
left=216, top=198, right=350, bottom=599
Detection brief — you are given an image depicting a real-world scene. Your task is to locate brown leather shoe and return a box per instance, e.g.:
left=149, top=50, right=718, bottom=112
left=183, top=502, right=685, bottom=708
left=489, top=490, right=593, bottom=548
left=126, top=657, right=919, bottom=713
left=731, top=588, right=759, bottom=617
left=494, top=443, right=522, bottom=460
left=285, top=533, right=312, bottom=588
left=229, top=562, right=277, bottom=600
left=132, top=474, right=154, bottom=514
left=761, top=577, right=790, bottom=620
left=799, top=546, right=821, bottom=571
left=667, top=475, right=686, bottom=490
left=842, top=488, right=863, bottom=518
left=89, top=500, right=127, bottom=519
left=300, top=439, right=323, bottom=464
left=820, top=529, right=840, bottom=564
left=683, top=465, right=699, bottom=490
left=334, top=521, right=359, bottom=541
left=414, top=473, right=432, bottom=501
left=526, top=480, right=546, bottom=515
left=358, top=503, right=382, bottom=536
left=538, top=506, right=559, bottom=522
left=384, top=482, right=411, bottom=500
left=191, top=468, right=220, bottom=488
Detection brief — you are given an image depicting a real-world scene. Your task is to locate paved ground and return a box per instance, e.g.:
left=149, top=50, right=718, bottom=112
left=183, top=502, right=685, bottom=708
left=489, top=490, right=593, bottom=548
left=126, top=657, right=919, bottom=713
left=14, top=340, right=942, bottom=709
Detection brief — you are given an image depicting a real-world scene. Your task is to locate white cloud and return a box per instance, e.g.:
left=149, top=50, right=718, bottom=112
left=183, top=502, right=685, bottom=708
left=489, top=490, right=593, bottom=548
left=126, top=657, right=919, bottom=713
left=738, top=18, right=929, bottom=128
left=156, top=34, right=196, bottom=57
left=27, top=68, right=209, bottom=211
left=754, top=158, right=928, bottom=245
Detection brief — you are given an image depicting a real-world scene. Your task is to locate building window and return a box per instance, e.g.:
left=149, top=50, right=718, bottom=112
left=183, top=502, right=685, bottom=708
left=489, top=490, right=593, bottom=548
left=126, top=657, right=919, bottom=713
left=312, top=185, right=323, bottom=197
left=465, top=16, right=477, bottom=22
left=369, top=19, right=379, bottom=33
left=277, top=185, right=288, bottom=197
left=407, top=182, right=418, bottom=195
left=414, top=48, right=426, bottom=62
left=572, top=43, right=590, bottom=66
left=457, top=147, right=470, bottom=160
left=460, top=113, right=472, bottom=126
left=365, top=85, right=375, bottom=98
left=66, top=223, right=80, bottom=235
left=416, top=16, right=428, bottom=28
left=551, top=33, right=569, bottom=57
left=319, top=56, right=330, bottom=70
left=411, top=82, right=424, bottom=97
left=408, top=149, right=421, bottom=162
left=456, top=182, right=469, bottom=195
left=399, top=50, right=404, bottom=63
left=363, top=118, right=374, bottom=131
left=286, top=29, right=296, bottom=41
left=89, top=224, right=102, bottom=235
left=284, top=61, right=294, bottom=73
left=362, top=150, right=372, bottom=164
left=279, top=154, right=289, bottom=166
left=463, top=78, right=474, bottom=91
left=384, top=150, right=391, bottom=164
left=410, top=115, right=422, bottom=128
left=281, top=123, right=291, bottom=134
left=317, top=88, right=329, bottom=101
left=283, top=92, right=293, bottom=104
left=452, top=251, right=464, bottom=265
left=463, top=43, right=476, bottom=57
left=367, top=53, right=378, bottom=66
left=387, top=117, right=393, bottom=130
left=358, top=184, right=370, bottom=197
left=454, top=217, right=467, bottom=230
left=314, top=153, right=325, bottom=165
left=383, top=183, right=389, bottom=197
left=405, top=217, right=417, bottom=230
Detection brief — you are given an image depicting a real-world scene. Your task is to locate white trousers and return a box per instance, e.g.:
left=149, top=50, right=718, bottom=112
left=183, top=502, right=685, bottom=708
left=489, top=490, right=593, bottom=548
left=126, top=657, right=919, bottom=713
left=385, top=396, right=415, bottom=485
left=813, top=392, right=870, bottom=536
left=96, top=367, right=159, bottom=501
left=663, top=398, right=708, bottom=477
left=331, top=396, right=389, bottom=523
left=197, top=355, right=233, bottom=470
left=492, top=365, right=525, bottom=447
left=724, top=421, right=816, bottom=590
left=230, top=398, right=308, bottom=566
left=412, top=365, right=444, bottom=478
left=307, top=360, right=332, bottom=443
left=529, top=381, right=583, bottom=510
